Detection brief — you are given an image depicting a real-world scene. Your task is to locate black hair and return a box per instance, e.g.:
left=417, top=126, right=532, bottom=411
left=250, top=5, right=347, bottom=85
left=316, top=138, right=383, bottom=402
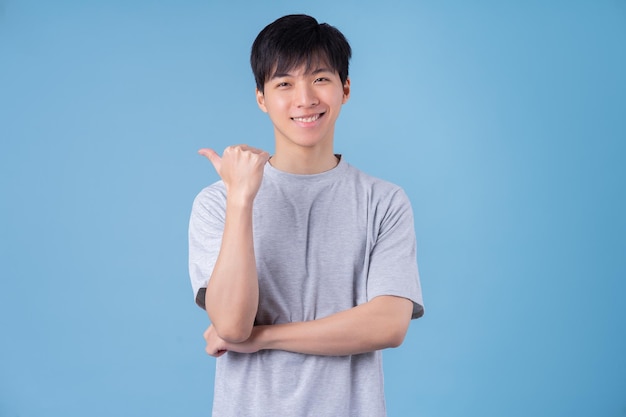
left=251, top=14, right=352, bottom=93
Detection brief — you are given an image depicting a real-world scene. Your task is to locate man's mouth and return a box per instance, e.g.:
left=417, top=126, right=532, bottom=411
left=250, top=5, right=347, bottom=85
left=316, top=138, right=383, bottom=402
left=292, top=113, right=324, bottom=123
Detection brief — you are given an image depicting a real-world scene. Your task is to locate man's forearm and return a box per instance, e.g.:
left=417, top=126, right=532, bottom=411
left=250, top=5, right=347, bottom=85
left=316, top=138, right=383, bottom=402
left=225, top=295, right=414, bottom=356
left=205, top=200, right=259, bottom=343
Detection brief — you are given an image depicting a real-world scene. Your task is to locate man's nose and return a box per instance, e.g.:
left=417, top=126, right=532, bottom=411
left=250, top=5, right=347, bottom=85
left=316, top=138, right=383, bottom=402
left=295, top=83, right=319, bottom=107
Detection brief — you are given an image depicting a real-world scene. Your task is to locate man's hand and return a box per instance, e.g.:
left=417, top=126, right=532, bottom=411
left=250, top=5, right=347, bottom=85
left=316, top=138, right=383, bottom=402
left=203, top=325, right=229, bottom=357
left=204, top=324, right=263, bottom=357
left=199, top=145, right=270, bottom=205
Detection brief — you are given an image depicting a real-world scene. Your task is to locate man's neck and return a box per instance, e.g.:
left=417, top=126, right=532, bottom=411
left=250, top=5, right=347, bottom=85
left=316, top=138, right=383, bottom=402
left=269, top=147, right=339, bottom=175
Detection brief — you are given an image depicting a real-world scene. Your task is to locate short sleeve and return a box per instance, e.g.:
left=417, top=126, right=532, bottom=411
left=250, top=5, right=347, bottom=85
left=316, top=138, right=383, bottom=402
left=188, top=183, right=226, bottom=310
left=366, top=188, right=424, bottom=319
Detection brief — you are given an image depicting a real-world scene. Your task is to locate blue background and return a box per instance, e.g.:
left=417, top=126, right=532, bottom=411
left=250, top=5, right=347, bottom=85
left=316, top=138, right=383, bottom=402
left=1, top=1, right=625, bottom=416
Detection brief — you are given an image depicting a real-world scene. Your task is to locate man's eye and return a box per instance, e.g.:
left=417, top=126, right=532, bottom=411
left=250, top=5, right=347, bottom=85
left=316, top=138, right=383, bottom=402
left=315, top=77, right=329, bottom=83
left=277, top=82, right=290, bottom=87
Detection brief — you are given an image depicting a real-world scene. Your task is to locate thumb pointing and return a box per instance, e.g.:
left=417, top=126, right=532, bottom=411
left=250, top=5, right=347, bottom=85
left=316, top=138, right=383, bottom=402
left=198, top=148, right=221, bottom=173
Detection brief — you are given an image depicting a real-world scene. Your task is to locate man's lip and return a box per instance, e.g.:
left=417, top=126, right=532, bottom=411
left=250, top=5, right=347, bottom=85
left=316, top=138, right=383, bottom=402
left=291, top=112, right=325, bottom=122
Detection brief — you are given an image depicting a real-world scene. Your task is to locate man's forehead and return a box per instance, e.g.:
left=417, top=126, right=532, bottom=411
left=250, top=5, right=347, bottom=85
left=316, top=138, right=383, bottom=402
left=269, top=54, right=334, bottom=79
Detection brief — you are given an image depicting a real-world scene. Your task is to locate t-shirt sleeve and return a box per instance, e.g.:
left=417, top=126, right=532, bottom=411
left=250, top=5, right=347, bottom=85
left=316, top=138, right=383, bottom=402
left=366, top=188, right=424, bottom=319
left=188, top=184, right=226, bottom=310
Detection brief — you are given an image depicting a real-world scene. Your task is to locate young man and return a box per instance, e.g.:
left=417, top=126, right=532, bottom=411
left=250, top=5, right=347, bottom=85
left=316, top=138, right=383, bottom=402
left=189, top=14, right=423, bottom=417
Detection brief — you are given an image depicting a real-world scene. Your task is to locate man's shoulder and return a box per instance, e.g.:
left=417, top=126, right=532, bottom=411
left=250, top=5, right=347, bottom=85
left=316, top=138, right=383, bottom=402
left=196, top=180, right=226, bottom=198
left=192, top=180, right=227, bottom=213
left=342, top=161, right=407, bottom=201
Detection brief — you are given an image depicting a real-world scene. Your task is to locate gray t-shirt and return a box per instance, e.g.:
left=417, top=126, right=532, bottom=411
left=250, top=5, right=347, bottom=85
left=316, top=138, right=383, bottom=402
left=189, top=157, right=423, bottom=417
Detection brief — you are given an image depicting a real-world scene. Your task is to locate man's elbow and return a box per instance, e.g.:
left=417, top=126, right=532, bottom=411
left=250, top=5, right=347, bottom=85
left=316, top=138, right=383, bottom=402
left=376, top=296, right=413, bottom=349
left=385, top=326, right=408, bottom=349
left=206, top=300, right=257, bottom=343
left=213, top=321, right=253, bottom=344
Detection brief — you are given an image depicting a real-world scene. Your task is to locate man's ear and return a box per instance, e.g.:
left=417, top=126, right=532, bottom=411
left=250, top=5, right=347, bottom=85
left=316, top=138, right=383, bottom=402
left=256, top=88, right=268, bottom=113
left=342, top=78, right=351, bottom=104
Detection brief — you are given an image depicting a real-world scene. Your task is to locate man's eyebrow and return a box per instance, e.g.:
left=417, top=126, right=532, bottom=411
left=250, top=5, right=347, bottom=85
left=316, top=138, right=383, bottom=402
left=270, top=68, right=333, bottom=80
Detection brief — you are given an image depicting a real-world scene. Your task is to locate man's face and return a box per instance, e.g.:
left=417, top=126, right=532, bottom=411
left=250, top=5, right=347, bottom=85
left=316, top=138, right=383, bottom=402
left=256, top=63, right=350, bottom=152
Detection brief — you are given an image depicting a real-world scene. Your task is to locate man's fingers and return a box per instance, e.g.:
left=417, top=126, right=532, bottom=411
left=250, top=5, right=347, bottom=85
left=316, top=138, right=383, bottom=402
left=198, top=148, right=222, bottom=173
left=204, top=325, right=228, bottom=358
left=238, top=145, right=268, bottom=158
left=199, top=146, right=269, bottom=169
left=206, top=347, right=228, bottom=358
left=258, top=150, right=271, bottom=163
left=225, top=144, right=268, bottom=157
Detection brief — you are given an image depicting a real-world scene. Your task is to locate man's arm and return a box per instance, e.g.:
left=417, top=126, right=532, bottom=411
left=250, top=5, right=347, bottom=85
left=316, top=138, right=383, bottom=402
left=204, top=295, right=414, bottom=357
left=199, top=145, right=269, bottom=343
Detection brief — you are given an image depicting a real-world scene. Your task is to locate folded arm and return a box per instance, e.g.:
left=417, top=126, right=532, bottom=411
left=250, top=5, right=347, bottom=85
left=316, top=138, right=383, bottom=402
left=199, top=145, right=269, bottom=343
left=204, top=295, right=414, bottom=357
left=205, top=200, right=258, bottom=343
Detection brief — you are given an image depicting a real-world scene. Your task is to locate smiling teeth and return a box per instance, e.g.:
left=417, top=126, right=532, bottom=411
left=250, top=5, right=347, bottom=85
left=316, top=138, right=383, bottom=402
left=293, top=114, right=320, bottom=122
